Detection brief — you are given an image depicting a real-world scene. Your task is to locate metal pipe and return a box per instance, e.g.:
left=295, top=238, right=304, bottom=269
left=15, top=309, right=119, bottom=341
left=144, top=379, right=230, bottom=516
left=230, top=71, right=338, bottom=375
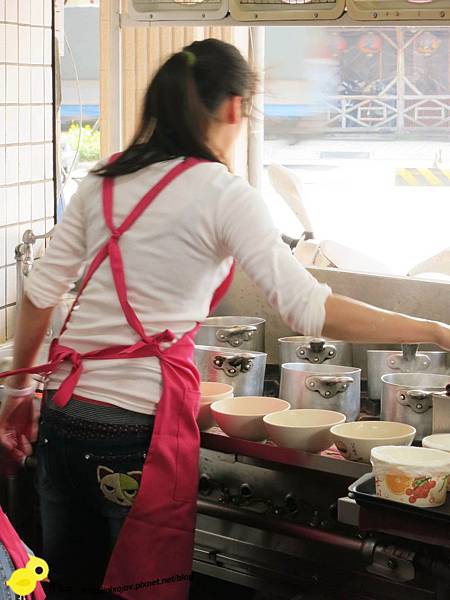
left=15, top=245, right=25, bottom=315
left=197, top=498, right=364, bottom=556
left=14, top=228, right=57, bottom=317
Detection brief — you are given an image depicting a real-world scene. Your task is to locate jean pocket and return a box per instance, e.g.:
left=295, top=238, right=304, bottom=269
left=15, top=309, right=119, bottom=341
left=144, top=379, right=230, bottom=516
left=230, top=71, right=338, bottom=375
left=84, top=446, right=148, bottom=509
left=173, top=389, right=201, bottom=503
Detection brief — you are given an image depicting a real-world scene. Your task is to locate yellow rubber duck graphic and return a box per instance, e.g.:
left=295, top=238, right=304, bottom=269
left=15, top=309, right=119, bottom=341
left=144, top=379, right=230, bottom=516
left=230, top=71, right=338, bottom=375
left=6, top=556, right=49, bottom=599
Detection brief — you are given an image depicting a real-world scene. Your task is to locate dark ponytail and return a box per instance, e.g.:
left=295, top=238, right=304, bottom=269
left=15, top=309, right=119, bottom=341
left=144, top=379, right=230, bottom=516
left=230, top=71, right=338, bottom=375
left=94, top=39, right=257, bottom=178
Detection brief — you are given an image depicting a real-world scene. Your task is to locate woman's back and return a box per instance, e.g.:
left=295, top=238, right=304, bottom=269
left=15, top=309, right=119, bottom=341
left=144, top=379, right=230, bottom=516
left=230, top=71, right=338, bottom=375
left=24, top=158, right=330, bottom=414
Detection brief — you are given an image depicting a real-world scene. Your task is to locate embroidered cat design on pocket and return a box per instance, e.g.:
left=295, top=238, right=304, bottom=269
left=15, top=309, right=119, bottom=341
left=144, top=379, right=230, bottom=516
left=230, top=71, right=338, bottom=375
left=97, top=466, right=142, bottom=507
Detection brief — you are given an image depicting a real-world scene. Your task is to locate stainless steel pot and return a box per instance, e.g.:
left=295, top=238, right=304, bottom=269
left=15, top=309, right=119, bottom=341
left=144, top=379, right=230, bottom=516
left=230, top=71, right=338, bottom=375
left=278, top=336, right=352, bottom=367
left=368, top=344, right=448, bottom=400
left=381, top=372, right=450, bottom=441
left=194, top=345, right=267, bottom=397
left=279, top=363, right=361, bottom=421
left=196, top=316, right=265, bottom=352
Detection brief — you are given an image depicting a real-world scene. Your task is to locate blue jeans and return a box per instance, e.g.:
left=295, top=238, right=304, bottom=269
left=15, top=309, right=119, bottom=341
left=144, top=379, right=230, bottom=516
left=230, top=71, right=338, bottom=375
left=35, top=405, right=153, bottom=599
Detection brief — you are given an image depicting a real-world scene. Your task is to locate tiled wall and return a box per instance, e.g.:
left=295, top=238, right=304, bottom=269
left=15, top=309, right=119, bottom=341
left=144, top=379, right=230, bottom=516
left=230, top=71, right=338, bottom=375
left=0, top=0, right=55, bottom=341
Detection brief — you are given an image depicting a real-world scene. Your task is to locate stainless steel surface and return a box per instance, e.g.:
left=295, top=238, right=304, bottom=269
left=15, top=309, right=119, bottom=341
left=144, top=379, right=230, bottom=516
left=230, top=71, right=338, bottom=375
left=278, top=336, right=353, bottom=366
left=201, top=434, right=371, bottom=480
left=381, top=372, right=450, bottom=441
left=195, top=345, right=267, bottom=397
left=214, top=264, right=450, bottom=365
left=196, top=316, right=265, bottom=352
left=367, top=345, right=448, bottom=400
left=279, top=363, right=361, bottom=421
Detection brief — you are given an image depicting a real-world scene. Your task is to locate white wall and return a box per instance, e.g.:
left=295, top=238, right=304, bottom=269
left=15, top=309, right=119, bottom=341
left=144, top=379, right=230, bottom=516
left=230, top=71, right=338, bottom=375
left=0, top=0, right=55, bottom=340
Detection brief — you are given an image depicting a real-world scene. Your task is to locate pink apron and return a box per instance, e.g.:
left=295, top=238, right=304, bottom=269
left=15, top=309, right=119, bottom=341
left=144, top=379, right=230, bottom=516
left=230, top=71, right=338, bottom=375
left=0, top=157, right=234, bottom=599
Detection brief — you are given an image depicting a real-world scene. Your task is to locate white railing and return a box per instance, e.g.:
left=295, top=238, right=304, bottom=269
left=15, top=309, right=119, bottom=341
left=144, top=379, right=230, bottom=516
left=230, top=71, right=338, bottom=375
left=325, top=94, right=450, bottom=132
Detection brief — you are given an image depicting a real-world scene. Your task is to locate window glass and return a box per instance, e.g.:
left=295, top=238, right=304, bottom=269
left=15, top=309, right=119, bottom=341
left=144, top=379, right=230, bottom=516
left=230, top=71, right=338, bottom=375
left=264, top=27, right=450, bottom=278
left=59, top=3, right=100, bottom=215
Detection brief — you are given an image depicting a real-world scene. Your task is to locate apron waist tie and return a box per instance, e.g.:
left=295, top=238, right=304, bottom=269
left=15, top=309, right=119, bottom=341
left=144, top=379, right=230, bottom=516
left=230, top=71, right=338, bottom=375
left=49, top=346, right=84, bottom=407
left=0, top=330, right=177, bottom=408
left=50, top=330, right=176, bottom=407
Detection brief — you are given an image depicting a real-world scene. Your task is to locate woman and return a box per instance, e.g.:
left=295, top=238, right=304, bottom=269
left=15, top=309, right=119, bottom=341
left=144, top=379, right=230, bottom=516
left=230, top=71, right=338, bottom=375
left=0, top=39, right=449, bottom=600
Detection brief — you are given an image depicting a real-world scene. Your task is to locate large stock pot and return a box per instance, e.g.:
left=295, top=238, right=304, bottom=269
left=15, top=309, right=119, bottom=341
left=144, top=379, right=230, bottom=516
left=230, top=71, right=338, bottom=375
left=381, top=373, right=450, bottom=441
left=194, top=345, right=267, bottom=397
left=279, top=363, right=361, bottom=421
left=368, top=344, right=447, bottom=400
left=196, top=317, right=265, bottom=352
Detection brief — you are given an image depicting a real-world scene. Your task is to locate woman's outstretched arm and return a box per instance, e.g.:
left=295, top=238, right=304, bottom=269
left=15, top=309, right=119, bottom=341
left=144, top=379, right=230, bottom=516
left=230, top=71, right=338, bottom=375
left=323, top=293, right=450, bottom=350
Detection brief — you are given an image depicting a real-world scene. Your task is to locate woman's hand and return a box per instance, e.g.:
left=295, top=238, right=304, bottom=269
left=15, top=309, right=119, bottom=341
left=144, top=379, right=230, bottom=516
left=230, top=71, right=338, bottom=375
left=0, top=393, right=38, bottom=466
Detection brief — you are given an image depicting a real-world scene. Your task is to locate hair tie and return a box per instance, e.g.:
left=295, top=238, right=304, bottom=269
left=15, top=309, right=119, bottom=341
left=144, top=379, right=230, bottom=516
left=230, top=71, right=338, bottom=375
left=182, top=50, right=196, bottom=67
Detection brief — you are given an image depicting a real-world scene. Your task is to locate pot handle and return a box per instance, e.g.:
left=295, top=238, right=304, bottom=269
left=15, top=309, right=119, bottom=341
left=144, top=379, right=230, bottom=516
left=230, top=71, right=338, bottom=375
left=216, top=325, right=258, bottom=348
left=387, top=346, right=431, bottom=372
left=401, top=344, right=419, bottom=360
left=397, top=389, right=433, bottom=414
left=295, top=338, right=337, bottom=364
left=212, top=353, right=256, bottom=377
left=305, top=375, right=354, bottom=399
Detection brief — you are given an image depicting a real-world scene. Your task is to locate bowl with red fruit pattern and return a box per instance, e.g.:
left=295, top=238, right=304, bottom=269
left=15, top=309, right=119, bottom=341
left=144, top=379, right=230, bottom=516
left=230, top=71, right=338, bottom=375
left=371, top=446, right=450, bottom=508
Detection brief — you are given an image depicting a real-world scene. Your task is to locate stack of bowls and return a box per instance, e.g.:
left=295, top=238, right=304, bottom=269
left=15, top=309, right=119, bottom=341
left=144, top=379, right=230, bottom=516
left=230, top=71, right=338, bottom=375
left=197, top=382, right=234, bottom=431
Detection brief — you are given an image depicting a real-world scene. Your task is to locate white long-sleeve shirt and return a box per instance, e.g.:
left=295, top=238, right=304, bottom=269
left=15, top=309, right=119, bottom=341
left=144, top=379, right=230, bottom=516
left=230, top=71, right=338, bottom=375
left=25, top=158, right=332, bottom=415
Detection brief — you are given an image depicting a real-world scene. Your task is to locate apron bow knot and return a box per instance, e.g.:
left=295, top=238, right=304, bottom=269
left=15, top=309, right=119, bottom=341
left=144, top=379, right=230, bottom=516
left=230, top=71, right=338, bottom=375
left=48, top=345, right=84, bottom=407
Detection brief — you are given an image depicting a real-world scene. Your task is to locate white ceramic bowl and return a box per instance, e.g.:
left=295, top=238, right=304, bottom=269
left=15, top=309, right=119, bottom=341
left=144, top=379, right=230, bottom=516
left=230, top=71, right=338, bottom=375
left=197, top=382, right=234, bottom=431
left=422, top=434, right=450, bottom=453
left=422, top=434, right=450, bottom=490
left=331, top=421, right=416, bottom=463
left=263, top=409, right=346, bottom=453
left=371, top=445, right=450, bottom=507
left=210, top=397, right=290, bottom=441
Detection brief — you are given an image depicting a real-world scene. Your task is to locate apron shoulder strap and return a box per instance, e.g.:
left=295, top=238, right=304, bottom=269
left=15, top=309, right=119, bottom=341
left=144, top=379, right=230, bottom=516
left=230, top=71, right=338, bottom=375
left=63, top=157, right=208, bottom=341
left=103, top=157, right=206, bottom=238
left=100, top=157, right=208, bottom=340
